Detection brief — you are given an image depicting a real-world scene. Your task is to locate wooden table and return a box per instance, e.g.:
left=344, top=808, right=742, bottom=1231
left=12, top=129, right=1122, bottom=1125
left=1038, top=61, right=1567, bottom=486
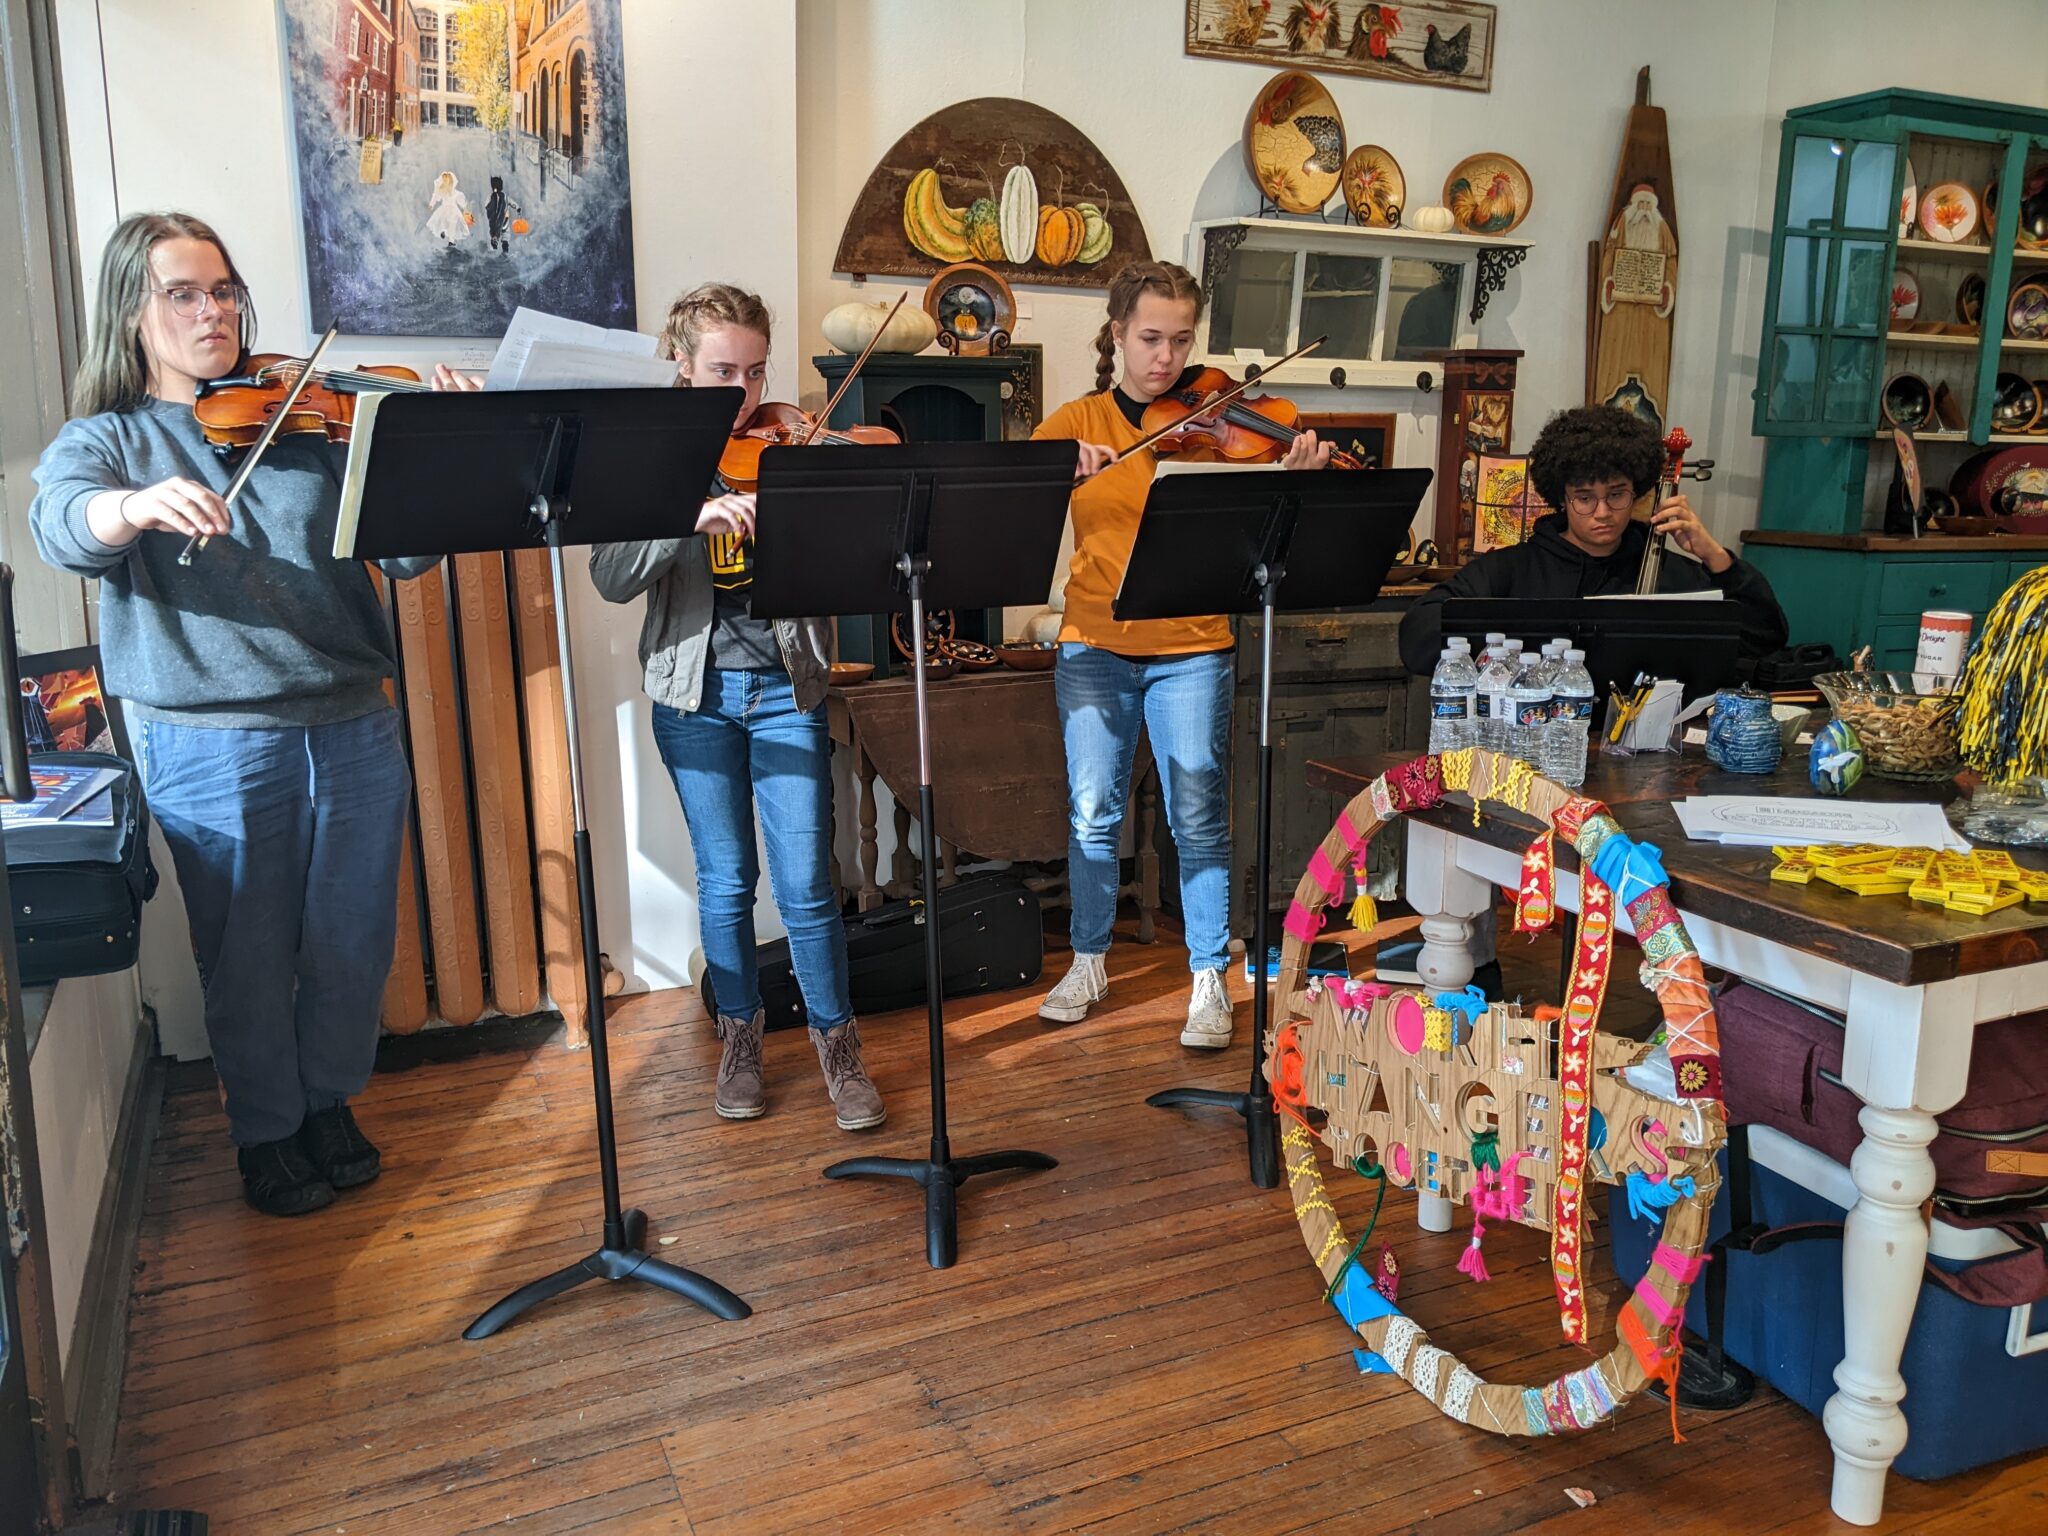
left=1307, top=749, right=2048, bottom=1527
left=827, top=669, right=1157, bottom=933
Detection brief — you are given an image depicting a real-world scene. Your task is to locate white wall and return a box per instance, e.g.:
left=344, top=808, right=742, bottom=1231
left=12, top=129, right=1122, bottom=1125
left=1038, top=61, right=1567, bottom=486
left=53, top=0, right=803, bottom=1010
left=794, top=0, right=1781, bottom=545
left=27, top=969, right=147, bottom=1370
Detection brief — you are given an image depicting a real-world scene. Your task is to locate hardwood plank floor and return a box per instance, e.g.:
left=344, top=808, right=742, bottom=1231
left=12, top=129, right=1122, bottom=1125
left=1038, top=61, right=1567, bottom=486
left=106, top=919, right=2046, bottom=1533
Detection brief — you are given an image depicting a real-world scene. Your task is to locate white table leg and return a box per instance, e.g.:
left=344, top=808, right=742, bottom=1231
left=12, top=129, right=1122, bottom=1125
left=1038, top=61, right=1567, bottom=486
left=1402, top=821, right=1494, bottom=1234
left=1823, top=973, right=1977, bottom=1526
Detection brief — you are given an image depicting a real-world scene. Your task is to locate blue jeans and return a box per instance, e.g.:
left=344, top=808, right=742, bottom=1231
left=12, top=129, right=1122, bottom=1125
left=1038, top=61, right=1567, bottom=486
left=650, top=669, right=851, bottom=1031
left=136, top=710, right=412, bottom=1146
left=1056, top=642, right=1232, bottom=972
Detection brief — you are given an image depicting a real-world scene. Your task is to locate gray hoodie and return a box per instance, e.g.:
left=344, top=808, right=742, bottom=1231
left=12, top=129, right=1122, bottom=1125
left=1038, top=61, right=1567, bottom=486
left=29, top=397, right=440, bottom=728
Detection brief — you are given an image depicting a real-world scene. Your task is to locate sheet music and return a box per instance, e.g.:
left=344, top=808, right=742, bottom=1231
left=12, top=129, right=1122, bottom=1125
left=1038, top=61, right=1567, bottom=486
left=482, top=306, right=666, bottom=390
left=508, top=340, right=679, bottom=391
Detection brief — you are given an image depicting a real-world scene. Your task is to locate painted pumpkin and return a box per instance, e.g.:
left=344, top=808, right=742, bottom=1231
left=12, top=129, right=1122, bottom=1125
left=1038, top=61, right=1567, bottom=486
left=509, top=217, right=531, bottom=236
left=1037, top=204, right=1086, bottom=266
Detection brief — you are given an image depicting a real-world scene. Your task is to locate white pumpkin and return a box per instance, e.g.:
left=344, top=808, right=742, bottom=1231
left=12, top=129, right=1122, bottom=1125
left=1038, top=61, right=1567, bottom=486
left=1000, top=165, right=1039, bottom=264
left=1410, top=204, right=1456, bottom=233
left=821, top=299, right=938, bottom=355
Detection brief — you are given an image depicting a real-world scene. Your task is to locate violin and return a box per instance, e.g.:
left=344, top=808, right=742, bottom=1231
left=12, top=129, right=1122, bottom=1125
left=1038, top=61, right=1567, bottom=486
left=1139, top=364, right=1365, bottom=470
left=1632, top=426, right=1715, bottom=595
left=193, top=353, right=429, bottom=450
left=716, top=402, right=898, bottom=492
left=711, top=292, right=911, bottom=493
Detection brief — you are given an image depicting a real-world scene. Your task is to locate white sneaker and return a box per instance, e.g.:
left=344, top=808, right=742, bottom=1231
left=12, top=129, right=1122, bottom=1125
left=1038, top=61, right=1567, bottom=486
left=1181, top=968, right=1234, bottom=1049
left=1038, top=951, right=1109, bottom=1023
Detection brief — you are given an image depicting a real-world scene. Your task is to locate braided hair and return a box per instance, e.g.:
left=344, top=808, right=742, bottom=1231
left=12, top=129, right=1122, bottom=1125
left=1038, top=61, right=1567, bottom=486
left=663, top=282, right=772, bottom=363
left=1092, top=260, right=1204, bottom=394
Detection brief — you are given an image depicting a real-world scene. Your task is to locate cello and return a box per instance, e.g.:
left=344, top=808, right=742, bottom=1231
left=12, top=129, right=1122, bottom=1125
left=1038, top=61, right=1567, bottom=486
left=1633, top=426, right=1715, bottom=594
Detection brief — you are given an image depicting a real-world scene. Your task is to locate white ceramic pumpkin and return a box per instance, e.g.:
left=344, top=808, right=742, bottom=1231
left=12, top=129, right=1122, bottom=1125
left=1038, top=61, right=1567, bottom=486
left=1410, top=204, right=1456, bottom=233
left=821, top=299, right=938, bottom=355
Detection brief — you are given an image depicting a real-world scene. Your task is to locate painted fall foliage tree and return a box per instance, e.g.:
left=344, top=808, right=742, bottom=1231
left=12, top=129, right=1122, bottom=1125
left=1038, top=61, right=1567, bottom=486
left=451, top=0, right=513, bottom=136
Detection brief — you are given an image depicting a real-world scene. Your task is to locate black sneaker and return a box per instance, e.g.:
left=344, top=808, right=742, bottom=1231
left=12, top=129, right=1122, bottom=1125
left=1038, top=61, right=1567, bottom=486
left=298, top=1104, right=382, bottom=1189
left=238, top=1137, right=336, bottom=1217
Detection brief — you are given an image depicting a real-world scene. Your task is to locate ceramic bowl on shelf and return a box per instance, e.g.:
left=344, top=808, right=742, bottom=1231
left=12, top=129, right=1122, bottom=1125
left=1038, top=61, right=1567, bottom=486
left=1881, top=371, right=1933, bottom=431
left=828, top=662, right=875, bottom=687
left=2008, top=278, right=2048, bottom=341
left=1992, top=371, right=2042, bottom=433
left=1920, top=182, right=1980, bottom=244
left=1890, top=266, right=1921, bottom=324
left=1958, top=271, right=1987, bottom=326
left=996, top=640, right=1058, bottom=672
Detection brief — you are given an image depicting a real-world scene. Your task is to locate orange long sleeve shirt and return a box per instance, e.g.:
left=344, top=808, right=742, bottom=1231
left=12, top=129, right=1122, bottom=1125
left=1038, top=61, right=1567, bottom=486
left=1033, top=390, right=1233, bottom=656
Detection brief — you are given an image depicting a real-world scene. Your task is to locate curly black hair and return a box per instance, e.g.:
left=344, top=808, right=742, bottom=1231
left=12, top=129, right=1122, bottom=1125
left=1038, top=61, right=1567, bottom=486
left=1525, top=406, right=1665, bottom=511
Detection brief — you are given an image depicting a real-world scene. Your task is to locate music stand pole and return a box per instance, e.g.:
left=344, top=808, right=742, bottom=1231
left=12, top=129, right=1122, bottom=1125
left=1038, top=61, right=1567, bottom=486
left=463, top=418, right=749, bottom=1338
left=1144, top=542, right=1286, bottom=1188
left=816, top=479, right=1058, bottom=1270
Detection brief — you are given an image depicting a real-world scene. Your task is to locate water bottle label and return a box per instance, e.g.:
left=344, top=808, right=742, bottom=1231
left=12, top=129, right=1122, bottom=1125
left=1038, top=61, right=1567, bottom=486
left=1559, top=698, right=1595, bottom=723
left=1431, top=695, right=1470, bottom=720
left=1515, top=701, right=1552, bottom=726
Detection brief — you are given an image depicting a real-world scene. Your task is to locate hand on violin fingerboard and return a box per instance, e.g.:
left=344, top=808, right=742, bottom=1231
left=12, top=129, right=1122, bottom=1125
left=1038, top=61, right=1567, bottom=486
left=696, top=492, right=757, bottom=540
left=1280, top=429, right=1333, bottom=471
left=1073, top=442, right=1118, bottom=481
left=431, top=363, right=484, bottom=392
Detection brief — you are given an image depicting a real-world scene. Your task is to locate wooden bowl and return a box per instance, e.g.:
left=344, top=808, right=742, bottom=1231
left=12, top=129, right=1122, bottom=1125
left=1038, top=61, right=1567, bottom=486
left=828, top=662, right=875, bottom=687
left=921, top=658, right=958, bottom=682
left=997, top=641, right=1058, bottom=672
left=1927, top=515, right=2000, bottom=537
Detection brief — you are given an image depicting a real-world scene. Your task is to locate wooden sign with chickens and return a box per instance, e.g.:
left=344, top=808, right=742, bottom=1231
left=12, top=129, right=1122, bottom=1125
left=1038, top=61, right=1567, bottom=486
left=1186, top=0, right=1495, bottom=93
left=833, top=98, right=1151, bottom=291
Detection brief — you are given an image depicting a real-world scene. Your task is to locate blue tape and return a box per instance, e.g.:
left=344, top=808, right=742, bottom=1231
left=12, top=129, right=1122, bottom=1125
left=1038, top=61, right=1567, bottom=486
left=1353, top=1348, right=1396, bottom=1374
left=1330, top=1263, right=1400, bottom=1329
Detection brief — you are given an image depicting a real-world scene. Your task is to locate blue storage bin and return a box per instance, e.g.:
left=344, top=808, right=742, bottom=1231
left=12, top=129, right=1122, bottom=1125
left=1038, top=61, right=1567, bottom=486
left=1610, top=1125, right=2048, bottom=1480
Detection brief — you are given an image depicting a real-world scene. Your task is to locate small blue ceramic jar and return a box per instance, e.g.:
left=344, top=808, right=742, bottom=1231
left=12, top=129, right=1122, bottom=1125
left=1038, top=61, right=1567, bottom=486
left=1705, top=688, right=1782, bottom=774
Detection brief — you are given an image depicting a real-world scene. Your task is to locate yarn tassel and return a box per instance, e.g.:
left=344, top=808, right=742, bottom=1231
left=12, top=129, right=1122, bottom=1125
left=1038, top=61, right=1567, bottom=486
left=1458, top=1222, right=1492, bottom=1284
left=1348, top=853, right=1377, bottom=932
left=1625, top=1169, right=1697, bottom=1221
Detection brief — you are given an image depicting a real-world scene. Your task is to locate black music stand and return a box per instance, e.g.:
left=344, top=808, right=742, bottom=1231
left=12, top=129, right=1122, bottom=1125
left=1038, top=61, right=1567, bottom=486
left=337, top=386, right=755, bottom=1337
left=1122, top=464, right=1430, bottom=1188
left=752, top=441, right=1077, bottom=1268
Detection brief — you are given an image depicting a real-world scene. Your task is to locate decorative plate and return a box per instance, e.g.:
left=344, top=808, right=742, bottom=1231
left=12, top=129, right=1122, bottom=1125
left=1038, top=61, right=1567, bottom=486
left=1340, top=144, right=1406, bottom=228
left=1957, top=272, right=1987, bottom=326
left=1991, top=371, right=2040, bottom=434
left=1983, top=165, right=2048, bottom=251
left=1900, top=156, right=1917, bottom=239
left=1881, top=371, right=1932, bottom=432
left=1890, top=266, right=1921, bottom=324
left=1245, top=72, right=1345, bottom=215
left=2007, top=279, right=2048, bottom=342
left=890, top=606, right=957, bottom=661
left=1443, top=152, right=1533, bottom=237
left=921, top=262, right=1017, bottom=357
left=1918, top=181, right=1979, bottom=244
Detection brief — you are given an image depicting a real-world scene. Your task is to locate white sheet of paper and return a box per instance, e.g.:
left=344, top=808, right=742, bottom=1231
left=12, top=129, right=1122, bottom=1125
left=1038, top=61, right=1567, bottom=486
left=507, top=340, right=679, bottom=391
left=483, top=305, right=662, bottom=390
left=1672, top=795, right=1969, bottom=851
left=1587, top=588, right=1725, bottom=602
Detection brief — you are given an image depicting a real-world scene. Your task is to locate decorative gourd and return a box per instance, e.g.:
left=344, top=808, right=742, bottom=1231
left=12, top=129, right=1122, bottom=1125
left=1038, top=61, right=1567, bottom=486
left=822, top=299, right=938, bottom=355
left=1000, top=165, right=1039, bottom=264
left=1037, top=204, right=1086, bottom=267
left=965, top=197, right=1004, bottom=263
left=1075, top=202, right=1113, bottom=265
left=1410, top=204, right=1457, bottom=233
left=902, top=167, right=971, bottom=263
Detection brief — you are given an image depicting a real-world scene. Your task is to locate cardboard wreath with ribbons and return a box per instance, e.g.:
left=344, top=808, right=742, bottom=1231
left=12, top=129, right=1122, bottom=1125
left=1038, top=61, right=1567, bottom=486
left=1271, top=748, right=1727, bottom=1440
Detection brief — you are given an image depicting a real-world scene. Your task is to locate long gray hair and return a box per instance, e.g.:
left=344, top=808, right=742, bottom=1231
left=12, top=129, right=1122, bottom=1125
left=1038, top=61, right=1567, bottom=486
left=73, top=211, right=255, bottom=416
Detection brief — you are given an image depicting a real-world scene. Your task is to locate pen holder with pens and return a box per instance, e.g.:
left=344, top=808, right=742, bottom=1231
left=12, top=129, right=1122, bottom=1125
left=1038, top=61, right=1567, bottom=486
left=1601, top=678, right=1683, bottom=757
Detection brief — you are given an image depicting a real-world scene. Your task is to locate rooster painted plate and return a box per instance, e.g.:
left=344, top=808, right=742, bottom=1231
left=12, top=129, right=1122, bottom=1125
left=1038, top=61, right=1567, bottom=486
left=1341, top=145, right=1406, bottom=228
left=1443, top=153, right=1532, bottom=237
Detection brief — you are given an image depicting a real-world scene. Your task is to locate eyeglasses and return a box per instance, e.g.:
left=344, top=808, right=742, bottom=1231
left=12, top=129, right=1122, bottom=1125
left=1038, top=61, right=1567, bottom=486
left=150, top=283, right=246, bottom=318
left=1565, top=484, right=1640, bottom=514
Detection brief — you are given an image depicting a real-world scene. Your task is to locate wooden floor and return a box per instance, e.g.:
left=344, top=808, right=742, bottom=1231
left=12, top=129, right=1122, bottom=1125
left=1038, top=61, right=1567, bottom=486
left=108, top=921, right=2047, bottom=1534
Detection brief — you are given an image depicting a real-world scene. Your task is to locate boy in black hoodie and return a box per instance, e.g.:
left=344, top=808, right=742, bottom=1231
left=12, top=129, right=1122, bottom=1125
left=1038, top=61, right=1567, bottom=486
left=1399, top=405, right=1787, bottom=677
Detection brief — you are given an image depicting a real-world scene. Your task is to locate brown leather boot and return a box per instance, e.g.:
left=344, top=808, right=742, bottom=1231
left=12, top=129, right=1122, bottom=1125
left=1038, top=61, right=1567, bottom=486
left=811, top=1020, right=885, bottom=1131
left=713, top=1010, right=766, bottom=1120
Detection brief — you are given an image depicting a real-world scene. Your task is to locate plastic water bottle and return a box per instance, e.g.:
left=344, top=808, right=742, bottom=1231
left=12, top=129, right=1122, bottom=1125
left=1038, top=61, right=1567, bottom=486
left=1549, top=648, right=1596, bottom=787
left=1507, top=648, right=1553, bottom=767
left=1476, top=632, right=1506, bottom=673
left=1428, top=646, right=1479, bottom=753
left=1477, top=639, right=1523, bottom=754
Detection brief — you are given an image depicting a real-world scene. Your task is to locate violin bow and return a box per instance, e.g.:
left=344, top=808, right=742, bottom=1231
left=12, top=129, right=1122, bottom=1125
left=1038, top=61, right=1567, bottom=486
left=796, top=292, right=909, bottom=447
left=1110, top=333, right=1329, bottom=464
left=178, top=323, right=340, bottom=567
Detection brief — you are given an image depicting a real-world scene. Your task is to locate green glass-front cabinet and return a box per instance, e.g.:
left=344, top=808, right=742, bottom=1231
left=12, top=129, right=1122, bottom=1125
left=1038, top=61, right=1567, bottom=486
left=1742, top=90, right=2048, bottom=666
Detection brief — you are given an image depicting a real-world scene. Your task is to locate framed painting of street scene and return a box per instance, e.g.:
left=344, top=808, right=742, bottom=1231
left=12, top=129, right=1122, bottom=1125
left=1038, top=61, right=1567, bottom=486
left=278, top=0, right=636, bottom=336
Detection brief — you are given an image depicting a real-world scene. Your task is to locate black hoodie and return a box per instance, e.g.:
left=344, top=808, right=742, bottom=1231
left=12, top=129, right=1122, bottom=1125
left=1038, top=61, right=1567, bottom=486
left=1397, top=512, right=1788, bottom=676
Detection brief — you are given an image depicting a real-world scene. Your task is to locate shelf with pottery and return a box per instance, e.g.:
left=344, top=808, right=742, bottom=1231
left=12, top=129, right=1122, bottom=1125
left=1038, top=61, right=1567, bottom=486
left=1184, top=216, right=1531, bottom=391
